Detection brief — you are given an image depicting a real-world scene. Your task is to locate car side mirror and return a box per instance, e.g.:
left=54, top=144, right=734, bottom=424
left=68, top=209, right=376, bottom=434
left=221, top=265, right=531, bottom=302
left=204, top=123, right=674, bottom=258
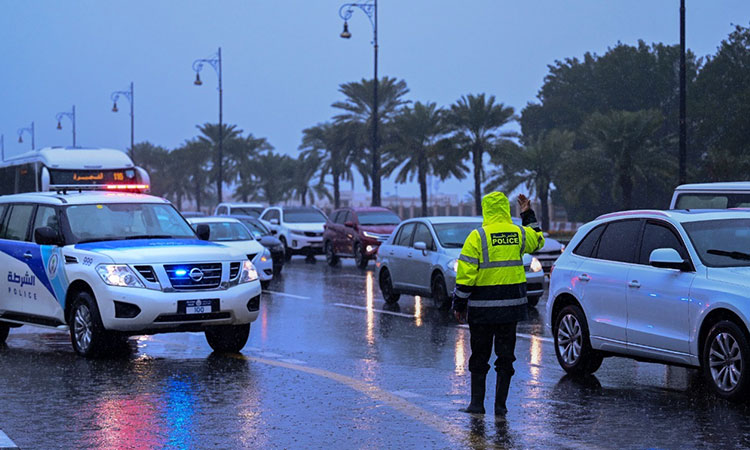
left=34, top=227, right=61, bottom=246
left=270, top=218, right=280, bottom=225
left=196, top=224, right=211, bottom=241
left=649, top=248, right=688, bottom=270
left=413, top=241, right=428, bottom=255
left=271, top=229, right=278, bottom=235
left=344, top=221, right=357, bottom=229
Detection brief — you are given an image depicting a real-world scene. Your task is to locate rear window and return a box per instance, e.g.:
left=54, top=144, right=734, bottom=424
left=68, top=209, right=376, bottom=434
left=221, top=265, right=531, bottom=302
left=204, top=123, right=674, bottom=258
left=595, top=220, right=642, bottom=263
left=357, top=211, right=400, bottom=226
left=283, top=209, right=327, bottom=224
left=674, top=193, right=750, bottom=209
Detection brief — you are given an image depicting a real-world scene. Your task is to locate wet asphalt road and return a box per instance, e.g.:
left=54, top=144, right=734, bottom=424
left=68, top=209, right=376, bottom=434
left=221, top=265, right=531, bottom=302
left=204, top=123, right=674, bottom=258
left=3, top=258, right=750, bottom=449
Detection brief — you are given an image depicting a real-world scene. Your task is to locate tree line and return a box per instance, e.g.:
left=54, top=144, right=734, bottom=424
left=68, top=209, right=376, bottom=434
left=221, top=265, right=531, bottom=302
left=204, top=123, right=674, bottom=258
left=136, top=24, right=750, bottom=228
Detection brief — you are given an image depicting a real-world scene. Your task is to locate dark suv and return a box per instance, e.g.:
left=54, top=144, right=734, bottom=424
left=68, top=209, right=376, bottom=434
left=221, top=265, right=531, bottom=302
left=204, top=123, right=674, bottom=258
left=323, top=207, right=401, bottom=268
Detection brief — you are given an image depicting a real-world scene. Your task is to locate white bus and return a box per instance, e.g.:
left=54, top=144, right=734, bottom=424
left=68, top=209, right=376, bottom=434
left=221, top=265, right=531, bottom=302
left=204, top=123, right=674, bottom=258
left=0, top=146, right=150, bottom=194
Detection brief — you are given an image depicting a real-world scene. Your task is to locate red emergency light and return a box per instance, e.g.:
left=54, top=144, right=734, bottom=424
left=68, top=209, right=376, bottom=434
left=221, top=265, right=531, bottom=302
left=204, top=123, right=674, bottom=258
left=105, top=184, right=150, bottom=191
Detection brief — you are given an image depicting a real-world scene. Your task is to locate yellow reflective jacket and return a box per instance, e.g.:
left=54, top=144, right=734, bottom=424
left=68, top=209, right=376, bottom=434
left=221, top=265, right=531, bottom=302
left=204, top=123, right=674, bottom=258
left=454, top=192, right=545, bottom=324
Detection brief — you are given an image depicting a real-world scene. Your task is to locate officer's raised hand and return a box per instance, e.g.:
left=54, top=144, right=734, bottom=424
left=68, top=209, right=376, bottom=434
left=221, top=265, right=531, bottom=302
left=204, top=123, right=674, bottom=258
left=517, top=194, right=531, bottom=213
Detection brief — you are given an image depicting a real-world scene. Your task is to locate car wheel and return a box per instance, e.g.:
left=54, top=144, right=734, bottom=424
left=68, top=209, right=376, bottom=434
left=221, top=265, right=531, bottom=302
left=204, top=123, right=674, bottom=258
left=69, top=291, right=121, bottom=357
left=702, top=320, right=750, bottom=402
left=205, top=323, right=250, bottom=353
left=431, top=273, right=451, bottom=310
left=354, top=242, right=368, bottom=269
left=325, top=241, right=339, bottom=267
left=527, top=295, right=541, bottom=307
left=553, top=304, right=603, bottom=375
left=280, top=237, right=292, bottom=262
left=0, top=322, right=9, bottom=344
left=379, top=268, right=400, bottom=304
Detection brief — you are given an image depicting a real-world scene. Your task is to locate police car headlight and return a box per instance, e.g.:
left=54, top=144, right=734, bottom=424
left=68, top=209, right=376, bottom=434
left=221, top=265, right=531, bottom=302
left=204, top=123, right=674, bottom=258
left=530, top=257, right=543, bottom=273
left=96, top=264, right=144, bottom=288
left=240, top=260, right=259, bottom=283
left=260, top=248, right=271, bottom=263
left=448, top=258, right=459, bottom=273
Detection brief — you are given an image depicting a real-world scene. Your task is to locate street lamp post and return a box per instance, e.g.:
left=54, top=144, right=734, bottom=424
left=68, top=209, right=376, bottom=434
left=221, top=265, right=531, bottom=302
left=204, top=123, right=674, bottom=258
left=56, top=105, right=76, bottom=147
left=338, top=0, right=380, bottom=206
left=17, top=122, right=35, bottom=149
left=1, top=134, right=4, bottom=161
left=192, top=48, right=224, bottom=203
left=678, top=0, right=687, bottom=185
left=111, top=82, right=135, bottom=163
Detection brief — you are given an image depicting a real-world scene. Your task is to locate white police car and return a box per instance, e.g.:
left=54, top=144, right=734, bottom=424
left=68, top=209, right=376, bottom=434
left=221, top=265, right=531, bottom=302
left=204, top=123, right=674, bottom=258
left=0, top=191, right=261, bottom=357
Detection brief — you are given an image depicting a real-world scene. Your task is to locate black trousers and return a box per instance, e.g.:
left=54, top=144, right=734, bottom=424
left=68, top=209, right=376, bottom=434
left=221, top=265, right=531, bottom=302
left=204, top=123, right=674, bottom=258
left=468, top=322, right=517, bottom=375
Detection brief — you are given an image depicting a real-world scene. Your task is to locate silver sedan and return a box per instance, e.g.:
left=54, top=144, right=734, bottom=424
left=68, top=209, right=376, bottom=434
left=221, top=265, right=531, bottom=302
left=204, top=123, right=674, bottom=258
left=376, top=216, right=545, bottom=309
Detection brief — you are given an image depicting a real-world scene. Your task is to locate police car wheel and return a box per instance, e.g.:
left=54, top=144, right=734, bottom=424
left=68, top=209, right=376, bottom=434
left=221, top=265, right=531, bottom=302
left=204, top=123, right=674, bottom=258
left=0, top=322, right=9, bottom=344
left=325, top=241, right=339, bottom=266
left=354, top=243, right=368, bottom=269
left=702, top=320, right=750, bottom=402
left=431, top=273, right=450, bottom=310
left=379, top=268, right=400, bottom=304
left=70, top=291, right=119, bottom=357
left=553, top=305, right=603, bottom=375
left=205, top=323, right=250, bottom=353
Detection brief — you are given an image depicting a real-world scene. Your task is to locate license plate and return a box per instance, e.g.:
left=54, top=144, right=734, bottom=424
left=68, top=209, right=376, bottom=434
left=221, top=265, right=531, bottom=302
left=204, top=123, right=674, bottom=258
left=179, top=299, right=216, bottom=314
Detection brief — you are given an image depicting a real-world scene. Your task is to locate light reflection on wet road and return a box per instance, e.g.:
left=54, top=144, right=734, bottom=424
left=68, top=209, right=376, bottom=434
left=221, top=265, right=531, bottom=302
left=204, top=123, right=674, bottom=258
left=2, top=257, right=750, bottom=448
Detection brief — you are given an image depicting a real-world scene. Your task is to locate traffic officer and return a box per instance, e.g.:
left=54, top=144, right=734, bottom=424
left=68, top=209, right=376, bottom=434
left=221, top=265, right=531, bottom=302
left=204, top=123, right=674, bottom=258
left=452, top=191, right=545, bottom=416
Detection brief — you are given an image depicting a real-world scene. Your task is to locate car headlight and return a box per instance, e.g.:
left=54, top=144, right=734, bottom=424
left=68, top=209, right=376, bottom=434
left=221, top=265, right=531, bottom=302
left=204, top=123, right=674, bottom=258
left=96, top=264, right=144, bottom=288
left=240, top=260, right=259, bottom=283
left=290, top=229, right=305, bottom=236
left=448, top=258, right=459, bottom=273
left=260, top=247, right=271, bottom=263
left=530, top=257, right=543, bottom=273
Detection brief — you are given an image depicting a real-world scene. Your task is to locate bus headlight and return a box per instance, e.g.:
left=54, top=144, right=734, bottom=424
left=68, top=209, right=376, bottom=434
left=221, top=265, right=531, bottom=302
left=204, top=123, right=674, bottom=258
left=530, top=257, right=543, bottom=273
left=240, top=260, right=259, bottom=283
left=96, top=265, right=144, bottom=288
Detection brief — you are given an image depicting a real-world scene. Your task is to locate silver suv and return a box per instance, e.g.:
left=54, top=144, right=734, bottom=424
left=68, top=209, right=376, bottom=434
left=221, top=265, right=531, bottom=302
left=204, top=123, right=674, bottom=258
left=547, top=209, right=750, bottom=401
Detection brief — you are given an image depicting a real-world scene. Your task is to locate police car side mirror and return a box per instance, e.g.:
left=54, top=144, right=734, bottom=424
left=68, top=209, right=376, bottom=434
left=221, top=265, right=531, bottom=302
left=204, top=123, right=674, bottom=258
left=34, top=227, right=61, bottom=246
left=196, top=224, right=211, bottom=241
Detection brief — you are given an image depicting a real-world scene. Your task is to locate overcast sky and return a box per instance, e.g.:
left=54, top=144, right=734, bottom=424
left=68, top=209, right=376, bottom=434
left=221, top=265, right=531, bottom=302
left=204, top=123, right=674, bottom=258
left=1, top=1, right=748, bottom=199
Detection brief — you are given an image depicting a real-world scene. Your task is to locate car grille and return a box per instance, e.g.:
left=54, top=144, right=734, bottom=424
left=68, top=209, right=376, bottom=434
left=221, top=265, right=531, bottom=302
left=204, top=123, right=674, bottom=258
left=134, top=265, right=157, bottom=283
left=164, top=263, right=222, bottom=290
left=229, top=262, right=241, bottom=280
left=304, top=231, right=322, bottom=237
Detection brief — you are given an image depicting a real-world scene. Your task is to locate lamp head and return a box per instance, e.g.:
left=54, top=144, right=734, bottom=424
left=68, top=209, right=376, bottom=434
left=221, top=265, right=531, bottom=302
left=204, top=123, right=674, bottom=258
left=340, top=22, right=351, bottom=39
left=112, top=102, right=118, bottom=113
left=56, top=121, right=62, bottom=130
left=194, top=72, right=202, bottom=86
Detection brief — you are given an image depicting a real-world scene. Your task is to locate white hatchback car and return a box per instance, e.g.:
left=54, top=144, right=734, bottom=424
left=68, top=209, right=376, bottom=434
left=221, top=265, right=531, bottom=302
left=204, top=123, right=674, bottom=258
left=187, top=217, right=274, bottom=289
left=0, top=191, right=261, bottom=357
left=377, top=217, right=545, bottom=309
left=547, top=209, right=750, bottom=401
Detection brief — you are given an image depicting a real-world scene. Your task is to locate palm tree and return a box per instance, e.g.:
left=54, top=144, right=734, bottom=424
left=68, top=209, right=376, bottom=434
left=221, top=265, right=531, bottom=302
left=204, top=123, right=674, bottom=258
left=289, top=153, right=331, bottom=206
left=578, top=109, right=670, bottom=210
left=485, top=129, right=575, bottom=229
left=228, top=134, right=273, bottom=202
left=197, top=123, right=243, bottom=204
left=130, top=142, right=170, bottom=198
left=299, top=121, right=361, bottom=209
left=384, top=102, right=467, bottom=216
left=447, top=93, right=516, bottom=214
left=332, top=77, right=410, bottom=206
left=171, top=139, right=213, bottom=211
left=250, top=151, right=295, bottom=205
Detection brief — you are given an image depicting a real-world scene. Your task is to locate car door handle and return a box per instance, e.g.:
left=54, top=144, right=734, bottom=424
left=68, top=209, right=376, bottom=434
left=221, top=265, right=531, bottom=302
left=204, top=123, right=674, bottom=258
left=23, top=252, right=33, bottom=260
left=578, top=274, right=590, bottom=282
left=628, top=280, right=641, bottom=288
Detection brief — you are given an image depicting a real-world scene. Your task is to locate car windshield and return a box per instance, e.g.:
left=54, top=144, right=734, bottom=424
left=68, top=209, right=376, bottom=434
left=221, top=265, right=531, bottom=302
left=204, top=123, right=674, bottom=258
left=358, top=211, right=400, bottom=225
left=433, top=222, right=482, bottom=248
left=195, top=222, right=253, bottom=242
left=65, top=203, right=196, bottom=243
left=231, top=207, right=263, bottom=218
left=283, top=209, right=327, bottom=223
left=683, top=219, right=750, bottom=267
left=239, top=219, right=270, bottom=238
left=675, top=193, right=750, bottom=209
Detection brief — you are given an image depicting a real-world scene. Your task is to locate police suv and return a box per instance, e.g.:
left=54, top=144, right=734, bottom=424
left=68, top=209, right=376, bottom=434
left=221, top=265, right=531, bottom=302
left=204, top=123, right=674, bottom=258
left=0, top=191, right=261, bottom=357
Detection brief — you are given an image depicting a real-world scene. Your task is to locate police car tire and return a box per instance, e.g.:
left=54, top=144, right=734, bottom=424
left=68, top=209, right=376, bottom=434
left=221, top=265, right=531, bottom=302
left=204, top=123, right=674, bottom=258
left=69, top=291, right=120, bottom=358
left=0, top=322, right=9, bottom=344
left=527, top=295, right=540, bottom=307
left=553, top=305, right=603, bottom=376
left=431, top=273, right=450, bottom=310
left=205, top=323, right=250, bottom=353
left=379, top=268, right=400, bottom=304
left=701, top=320, right=750, bottom=402
left=325, top=241, right=340, bottom=267
left=354, top=243, right=368, bottom=269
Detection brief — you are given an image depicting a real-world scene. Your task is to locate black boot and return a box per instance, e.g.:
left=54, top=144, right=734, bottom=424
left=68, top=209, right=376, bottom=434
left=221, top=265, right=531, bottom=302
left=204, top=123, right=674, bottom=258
left=494, top=371, right=512, bottom=416
left=460, top=373, right=486, bottom=414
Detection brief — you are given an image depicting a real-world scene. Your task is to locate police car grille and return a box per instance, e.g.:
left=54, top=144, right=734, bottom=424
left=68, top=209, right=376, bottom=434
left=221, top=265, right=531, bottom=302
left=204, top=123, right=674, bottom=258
left=134, top=265, right=157, bottom=283
left=164, top=263, right=222, bottom=290
left=229, top=262, right=241, bottom=280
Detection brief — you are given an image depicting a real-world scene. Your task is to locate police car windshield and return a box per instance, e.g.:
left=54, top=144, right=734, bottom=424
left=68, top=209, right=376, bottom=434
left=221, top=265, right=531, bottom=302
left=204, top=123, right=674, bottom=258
left=197, top=222, right=253, bottom=242
left=433, top=222, right=482, bottom=248
left=358, top=211, right=400, bottom=225
left=684, top=219, right=750, bottom=267
left=283, top=209, right=327, bottom=223
left=65, top=203, right=196, bottom=244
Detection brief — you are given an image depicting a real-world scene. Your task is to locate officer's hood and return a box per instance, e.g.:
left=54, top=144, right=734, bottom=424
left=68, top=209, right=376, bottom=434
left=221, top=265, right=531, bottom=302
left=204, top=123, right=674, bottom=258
left=482, top=192, right=512, bottom=226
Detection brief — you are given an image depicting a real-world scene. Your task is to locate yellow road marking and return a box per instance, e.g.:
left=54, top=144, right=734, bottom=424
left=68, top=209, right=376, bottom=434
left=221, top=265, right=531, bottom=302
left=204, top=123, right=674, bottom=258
left=230, top=354, right=466, bottom=444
